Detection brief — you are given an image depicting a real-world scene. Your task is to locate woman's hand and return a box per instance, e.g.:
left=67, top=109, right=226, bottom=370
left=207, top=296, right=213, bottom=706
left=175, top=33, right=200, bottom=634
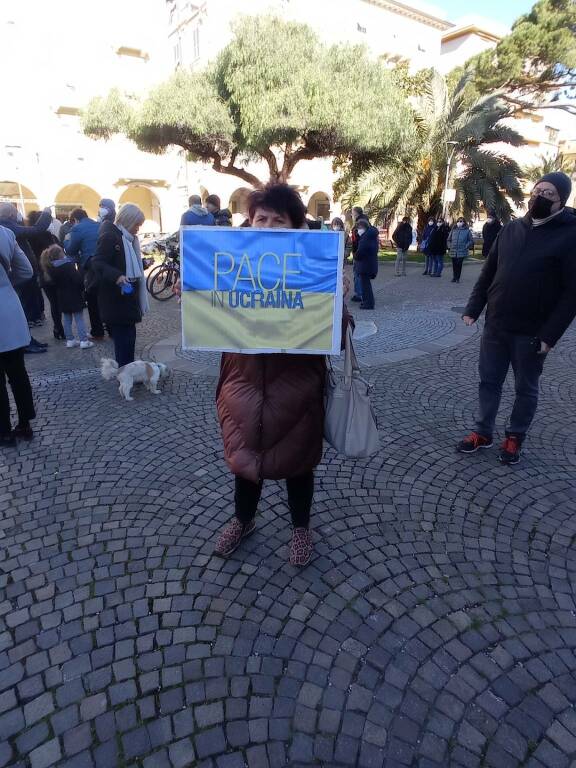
left=116, top=275, right=129, bottom=286
left=173, top=279, right=182, bottom=298
left=462, top=315, right=475, bottom=326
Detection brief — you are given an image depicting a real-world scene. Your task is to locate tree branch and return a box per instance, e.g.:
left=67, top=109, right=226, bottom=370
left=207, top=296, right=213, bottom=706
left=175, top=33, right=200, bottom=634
left=261, top=148, right=279, bottom=180
left=280, top=146, right=320, bottom=181
left=505, top=96, right=576, bottom=116
left=210, top=152, right=262, bottom=188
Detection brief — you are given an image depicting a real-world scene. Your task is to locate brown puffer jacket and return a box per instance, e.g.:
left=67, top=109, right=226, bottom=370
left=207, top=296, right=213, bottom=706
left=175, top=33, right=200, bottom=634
left=216, top=309, right=352, bottom=483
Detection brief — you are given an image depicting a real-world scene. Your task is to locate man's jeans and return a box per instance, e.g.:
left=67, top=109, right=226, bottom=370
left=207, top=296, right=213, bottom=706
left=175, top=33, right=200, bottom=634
left=431, top=254, right=444, bottom=276
left=476, top=326, right=547, bottom=439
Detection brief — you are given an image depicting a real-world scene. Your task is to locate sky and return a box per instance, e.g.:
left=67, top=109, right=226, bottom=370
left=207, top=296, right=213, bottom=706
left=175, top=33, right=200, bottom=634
left=431, top=0, right=535, bottom=28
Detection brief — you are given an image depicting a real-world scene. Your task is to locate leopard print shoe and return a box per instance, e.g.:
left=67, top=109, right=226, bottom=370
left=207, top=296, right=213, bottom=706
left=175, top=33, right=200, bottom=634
left=289, top=527, right=313, bottom=567
left=214, top=518, right=256, bottom=557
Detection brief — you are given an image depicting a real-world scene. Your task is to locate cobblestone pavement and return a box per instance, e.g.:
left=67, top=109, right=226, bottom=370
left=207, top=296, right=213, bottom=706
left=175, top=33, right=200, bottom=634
left=2, top=262, right=576, bottom=768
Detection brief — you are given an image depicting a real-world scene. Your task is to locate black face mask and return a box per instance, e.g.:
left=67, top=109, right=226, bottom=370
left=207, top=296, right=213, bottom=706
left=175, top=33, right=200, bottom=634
left=529, top=195, right=554, bottom=219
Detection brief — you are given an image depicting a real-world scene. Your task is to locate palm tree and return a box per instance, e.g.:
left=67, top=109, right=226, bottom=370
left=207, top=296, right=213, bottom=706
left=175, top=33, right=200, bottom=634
left=339, top=72, right=525, bottom=231
left=524, top=152, right=576, bottom=183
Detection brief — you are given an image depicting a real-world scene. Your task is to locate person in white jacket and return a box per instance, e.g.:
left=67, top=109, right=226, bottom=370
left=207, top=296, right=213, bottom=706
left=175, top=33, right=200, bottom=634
left=0, top=226, right=37, bottom=446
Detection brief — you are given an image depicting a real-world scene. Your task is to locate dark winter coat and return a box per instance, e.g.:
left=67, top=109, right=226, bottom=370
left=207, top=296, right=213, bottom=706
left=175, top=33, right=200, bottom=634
left=213, top=208, right=232, bottom=226
left=0, top=209, right=52, bottom=274
left=354, top=225, right=379, bottom=277
left=482, top=219, right=502, bottom=257
left=216, top=309, right=353, bottom=484
left=28, top=230, right=58, bottom=287
left=92, top=220, right=142, bottom=327
left=465, top=209, right=576, bottom=347
left=419, top=223, right=436, bottom=254
left=48, top=257, right=86, bottom=314
left=392, top=222, right=413, bottom=252
left=180, top=205, right=215, bottom=226
left=428, top=223, right=450, bottom=256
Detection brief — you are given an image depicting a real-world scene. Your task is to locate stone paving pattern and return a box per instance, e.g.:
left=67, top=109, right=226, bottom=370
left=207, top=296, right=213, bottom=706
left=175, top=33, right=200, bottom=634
left=2, top=261, right=576, bottom=767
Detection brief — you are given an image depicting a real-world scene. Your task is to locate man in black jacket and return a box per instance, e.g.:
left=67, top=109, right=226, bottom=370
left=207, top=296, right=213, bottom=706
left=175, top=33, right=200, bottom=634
left=457, top=172, right=576, bottom=464
left=392, top=217, right=412, bottom=277
left=482, top=211, right=502, bottom=258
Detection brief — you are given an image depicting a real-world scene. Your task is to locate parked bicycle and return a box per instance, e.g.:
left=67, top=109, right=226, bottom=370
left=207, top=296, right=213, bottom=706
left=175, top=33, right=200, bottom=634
left=143, top=233, right=180, bottom=301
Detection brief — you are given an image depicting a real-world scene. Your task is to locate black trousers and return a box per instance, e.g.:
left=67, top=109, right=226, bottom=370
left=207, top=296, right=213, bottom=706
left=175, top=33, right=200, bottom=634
left=360, top=275, right=375, bottom=309
left=109, top=324, right=136, bottom=367
left=452, top=258, right=464, bottom=281
left=86, top=288, right=105, bottom=337
left=476, top=326, right=546, bottom=439
left=42, top=285, right=64, bottom=336
left=234, top=472, right=314, bottom=528
left=0, top=348, right=36, bottom=434
left=17, top=277, right=44, bottom=323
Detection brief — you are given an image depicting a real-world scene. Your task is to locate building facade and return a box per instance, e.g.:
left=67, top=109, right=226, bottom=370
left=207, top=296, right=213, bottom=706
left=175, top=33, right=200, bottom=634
left=2, top=1, right=574, bottom=230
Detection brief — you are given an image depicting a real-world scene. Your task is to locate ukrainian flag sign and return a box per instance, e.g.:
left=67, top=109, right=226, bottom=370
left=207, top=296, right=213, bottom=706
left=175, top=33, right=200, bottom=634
left=181, top=227, right=344, bottom=354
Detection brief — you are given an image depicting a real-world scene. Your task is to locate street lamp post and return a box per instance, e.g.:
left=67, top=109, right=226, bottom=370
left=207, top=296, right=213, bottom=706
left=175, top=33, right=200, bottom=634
left=442, top=141, right=459, bottom=218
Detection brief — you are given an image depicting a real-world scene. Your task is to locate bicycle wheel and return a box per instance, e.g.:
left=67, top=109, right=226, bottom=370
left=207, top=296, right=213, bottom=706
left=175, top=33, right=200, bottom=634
left=146, top=264, right=164, bottom=292
left=149, top=266, right=179, bottom=301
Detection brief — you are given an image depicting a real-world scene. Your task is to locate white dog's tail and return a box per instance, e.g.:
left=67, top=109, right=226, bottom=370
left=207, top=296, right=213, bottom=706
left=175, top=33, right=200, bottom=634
left=101, top=358, right=119, bottom=381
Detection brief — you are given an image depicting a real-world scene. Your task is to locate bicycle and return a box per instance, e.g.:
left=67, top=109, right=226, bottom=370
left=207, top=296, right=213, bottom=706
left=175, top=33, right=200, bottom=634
left=145, top=233, right=180, bottom=301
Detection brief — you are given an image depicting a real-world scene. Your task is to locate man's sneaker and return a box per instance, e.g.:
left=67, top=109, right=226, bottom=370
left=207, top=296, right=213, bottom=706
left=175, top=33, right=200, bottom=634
left=13, top=423, right=33, bottom=441
left=214, top=518, right=256, bottom=557
left=499, top=435, right=522, bottom=465
left=457, top=432, right=493, bottom=453
left=23, top=344, right=47, bottom=354
left=66, top=340, right=80, bottom=348
left=80, top=340, right=94, bottom=349
left=350, top=295, right=362, bottom=303
left=290, top=527, right=313, bottom=567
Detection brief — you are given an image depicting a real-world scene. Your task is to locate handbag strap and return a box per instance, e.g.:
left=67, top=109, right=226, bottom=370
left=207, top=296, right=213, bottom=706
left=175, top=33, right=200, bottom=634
left=344, top=325, right=361, bottom=387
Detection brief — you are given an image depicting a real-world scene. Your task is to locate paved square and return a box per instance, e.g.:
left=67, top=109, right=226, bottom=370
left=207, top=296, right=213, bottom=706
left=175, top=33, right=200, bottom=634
left=2, top=261, right=575, bottom=767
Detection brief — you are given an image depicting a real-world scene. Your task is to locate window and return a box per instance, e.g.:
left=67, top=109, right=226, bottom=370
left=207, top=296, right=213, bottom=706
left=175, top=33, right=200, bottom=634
left=173, top=38, right=182, bottom=67
left=357, top=22, right=366, bottom=34
left=192, top=25, right=200, bottom=60
left=546, top=126, right=560, bottom=144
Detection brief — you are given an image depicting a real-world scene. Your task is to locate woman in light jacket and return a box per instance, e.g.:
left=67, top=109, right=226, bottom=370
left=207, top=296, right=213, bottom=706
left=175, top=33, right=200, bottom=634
left=0, top=226, right=37, bottom=446
left=447, top=217, right=474, bottom=283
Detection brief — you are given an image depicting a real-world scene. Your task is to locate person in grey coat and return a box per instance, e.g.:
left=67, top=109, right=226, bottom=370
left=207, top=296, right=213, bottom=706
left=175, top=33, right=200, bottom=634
left=0, top=226, right=37, bottom=446
left=447, top=218, right=474, bottom=283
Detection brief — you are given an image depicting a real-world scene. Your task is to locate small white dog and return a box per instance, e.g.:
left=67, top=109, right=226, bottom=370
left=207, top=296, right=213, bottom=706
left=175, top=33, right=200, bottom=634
left=101, top=358, right=169, bottom=401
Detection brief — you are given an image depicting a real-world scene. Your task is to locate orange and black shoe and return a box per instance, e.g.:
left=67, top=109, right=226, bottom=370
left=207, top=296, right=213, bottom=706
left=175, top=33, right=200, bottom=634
left=456, top=432, right=493, bottom=454
left=499, top=435, right=522, bottom=465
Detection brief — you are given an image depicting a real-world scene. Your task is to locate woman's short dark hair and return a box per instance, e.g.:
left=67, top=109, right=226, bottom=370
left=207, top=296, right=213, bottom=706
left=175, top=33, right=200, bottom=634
left=331, top=217, right=345, bottom=230
left=248, top=183, right=306, bottom=228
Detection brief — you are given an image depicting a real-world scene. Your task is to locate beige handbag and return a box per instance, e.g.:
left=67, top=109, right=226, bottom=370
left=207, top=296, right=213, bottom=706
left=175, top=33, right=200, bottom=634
left=324, top=327, right=380, bottom=458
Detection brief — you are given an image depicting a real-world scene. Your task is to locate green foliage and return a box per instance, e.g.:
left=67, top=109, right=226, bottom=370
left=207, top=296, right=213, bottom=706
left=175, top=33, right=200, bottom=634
left=335, top=71, right=525, bottom=228
left=82, top=15, right=412, bottom=186
left=463, top=0, right=576, bottom=102
left=524, top=151, right=576, bottom=181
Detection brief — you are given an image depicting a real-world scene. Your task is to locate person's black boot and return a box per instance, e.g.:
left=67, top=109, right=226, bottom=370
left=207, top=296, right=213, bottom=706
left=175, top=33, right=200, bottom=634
left=13, top=422, right=34, bottom=440
left=0, top=432, right=16, bottom=448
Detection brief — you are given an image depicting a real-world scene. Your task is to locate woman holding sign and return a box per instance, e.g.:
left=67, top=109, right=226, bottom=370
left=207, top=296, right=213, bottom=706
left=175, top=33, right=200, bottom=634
left=212, top=184, right=349, bottom=567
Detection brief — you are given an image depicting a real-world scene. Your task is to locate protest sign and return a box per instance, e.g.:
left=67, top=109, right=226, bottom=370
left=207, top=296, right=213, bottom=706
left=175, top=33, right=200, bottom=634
left=181, top=227, right=343, bottom=354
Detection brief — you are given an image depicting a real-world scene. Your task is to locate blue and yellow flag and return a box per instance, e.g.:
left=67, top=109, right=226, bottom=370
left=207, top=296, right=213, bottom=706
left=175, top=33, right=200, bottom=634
left=181, top=227, right=344, bottom=354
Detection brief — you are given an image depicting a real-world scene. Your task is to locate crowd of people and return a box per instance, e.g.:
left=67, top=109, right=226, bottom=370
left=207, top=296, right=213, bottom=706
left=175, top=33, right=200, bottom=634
left=1, top=172, right=576, bottom=565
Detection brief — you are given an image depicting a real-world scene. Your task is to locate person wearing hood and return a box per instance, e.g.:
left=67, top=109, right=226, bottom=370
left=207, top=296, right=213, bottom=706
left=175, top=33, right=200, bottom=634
left=458, top=172, right=576, bottom=465
left=181, top=194, right=215, bottom=226
left=98, top=198, right=116, bottom=225
left=205, top=194, right=232, bottom=226
left=482, top=210, right=502, bottom=258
